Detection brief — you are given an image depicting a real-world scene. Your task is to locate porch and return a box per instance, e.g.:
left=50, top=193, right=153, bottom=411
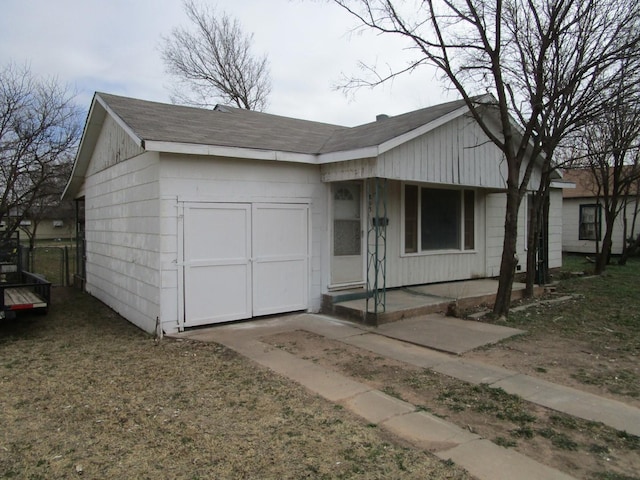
left=322, top=278, right=543, bottom=325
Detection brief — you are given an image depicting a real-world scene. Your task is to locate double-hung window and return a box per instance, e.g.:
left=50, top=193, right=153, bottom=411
left=404, top=185, right=475, bottom=253
left=579, top=204, right=601, bottom=241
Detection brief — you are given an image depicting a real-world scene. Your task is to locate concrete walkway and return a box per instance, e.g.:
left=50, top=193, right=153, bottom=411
left=176, top=313, right=640, bottom=480
left=376, top=315, right=525, bottom=354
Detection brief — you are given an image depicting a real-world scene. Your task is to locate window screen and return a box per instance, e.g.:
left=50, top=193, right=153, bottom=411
left=579, top=204, right=601, bottom=241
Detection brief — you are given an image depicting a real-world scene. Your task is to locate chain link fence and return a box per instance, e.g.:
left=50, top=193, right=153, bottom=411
left=21, top=245, right=77, bottom=286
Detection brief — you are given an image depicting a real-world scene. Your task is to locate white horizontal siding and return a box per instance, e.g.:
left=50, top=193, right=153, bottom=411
left=84, top=151, right=161, bottom=333
left=562, top=197, right=638, bottom=255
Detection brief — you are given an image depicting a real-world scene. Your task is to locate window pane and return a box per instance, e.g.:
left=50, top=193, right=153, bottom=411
left=405, top=185, right=418, bottom=253
left=334, top=220, right=361, bottom=256
left=464, top=190, right=475, bottom=250
left=421, top=188, right=461, bottom=250
left=579, top=204, right=600, bottom=241
left=333, top=182, right=361, bottom=256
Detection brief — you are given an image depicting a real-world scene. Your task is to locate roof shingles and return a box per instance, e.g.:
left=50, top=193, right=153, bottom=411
left=97, top=93, right=470, bottom=156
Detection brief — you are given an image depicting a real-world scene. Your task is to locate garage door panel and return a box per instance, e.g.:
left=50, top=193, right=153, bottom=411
left=183, top=203, right=251, bottom=328
left=186, top=206, right=249, bottom=260
left=253, top=205, right=308, bottom=256
left=252, top=204, right=308, bottom=316
left=253, top=259, right=307, bottom=316
left=182, top=202, right=308, bottom=328
left=185, top=264, right=251, bottom=324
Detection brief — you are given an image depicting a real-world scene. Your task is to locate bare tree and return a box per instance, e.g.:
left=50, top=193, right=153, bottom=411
left=332, top=0, right=640, bottom=315
left=571, top=62, right=640, bottom=274
left=161, top=0, right=271, bottom=111
left=0, top=62, right=81, bottom=246
left=19, top=158, right=75, bottom=250
left=517, top=2, right=640, bottom=294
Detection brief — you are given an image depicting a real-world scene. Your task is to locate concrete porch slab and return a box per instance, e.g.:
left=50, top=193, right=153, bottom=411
left=323, top=279, right=537, bottom=325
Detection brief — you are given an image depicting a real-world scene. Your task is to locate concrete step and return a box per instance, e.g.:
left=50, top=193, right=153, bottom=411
left=322, top=281, right=544, bottom=326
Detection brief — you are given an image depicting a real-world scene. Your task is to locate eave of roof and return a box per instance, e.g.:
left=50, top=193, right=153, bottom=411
left=62, top=94, right=109, bottom=200
left=63, top=92, right=550, bottom=199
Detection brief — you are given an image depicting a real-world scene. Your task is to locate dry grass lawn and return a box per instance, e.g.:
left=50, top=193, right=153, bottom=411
left=0, top=289, right=471, bottom=480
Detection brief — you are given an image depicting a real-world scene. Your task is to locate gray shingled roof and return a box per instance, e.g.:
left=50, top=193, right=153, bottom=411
left=97, top=93, right=470, bottom=155
left=319, top=99, right=469, bottom=153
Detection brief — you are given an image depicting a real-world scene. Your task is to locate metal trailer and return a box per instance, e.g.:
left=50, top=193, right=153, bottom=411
left=0, top=233, right=51, bottom=319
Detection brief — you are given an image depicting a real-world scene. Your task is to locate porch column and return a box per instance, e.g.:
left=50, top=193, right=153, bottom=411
left=366, top=178, right=388, bottom=317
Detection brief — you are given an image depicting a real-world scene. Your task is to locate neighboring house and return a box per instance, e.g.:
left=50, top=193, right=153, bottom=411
left=562, top=169, right=639, bottom=255
left=62, top=92, right=563, bottom=334
left=0, top=208, right=75, bottom=243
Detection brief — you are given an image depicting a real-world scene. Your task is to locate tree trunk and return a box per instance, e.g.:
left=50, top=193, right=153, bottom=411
left=542, top=193, right=550, bottom=283
left=525, top=168, right=553, bottom=296
left=493, top=188, right=521, bottom=316
left=595, top=215, right=615, bottom=274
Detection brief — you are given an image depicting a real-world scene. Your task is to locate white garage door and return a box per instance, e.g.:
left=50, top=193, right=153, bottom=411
left=182, top=202, right=308, bottom=328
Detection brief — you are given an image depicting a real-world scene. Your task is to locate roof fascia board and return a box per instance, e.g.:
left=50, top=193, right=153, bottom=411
left=316, top=146, right=380, bottom=164
left=62, top=96, right=106, bottom=200
left=552, top=181, right=575, bottom=189
left=144, top=140, right=317, bottom=164
left=95, top=94, right=144, bottom=148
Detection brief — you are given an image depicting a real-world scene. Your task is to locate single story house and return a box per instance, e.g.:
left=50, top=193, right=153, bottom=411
left=562, top=168, right=639, bottom=255
left=0, top=208, right=75, bottom=243
left=63, top=93, right=563, bottom=334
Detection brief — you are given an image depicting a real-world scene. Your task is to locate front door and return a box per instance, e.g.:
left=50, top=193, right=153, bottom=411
left=330, top=182, right=364, bottom=286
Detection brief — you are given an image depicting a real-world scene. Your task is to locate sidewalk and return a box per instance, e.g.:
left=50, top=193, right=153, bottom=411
left=176, top=313, right=640, bottom=480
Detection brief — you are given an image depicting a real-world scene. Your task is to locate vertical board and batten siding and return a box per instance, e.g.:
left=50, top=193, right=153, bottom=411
left=562, top=197, right=638, bottom=255
left=320, top=114, right=551, bottom=285
left=483, top=192, right=531, bottom=277
left=381, top=181, right=488, bottom=288
left=321, top=114, right=542, bottom=191
left=157, top=154, right=328, bottom=334
left=377, top=115, right=506, bottom=187
left=83, top=114, right=161, bottom=332
left=484, top=193, right=507, bottom=277
left=489, top=192, right=527, bottom=276
left=85, top=115, right=144, bottom=176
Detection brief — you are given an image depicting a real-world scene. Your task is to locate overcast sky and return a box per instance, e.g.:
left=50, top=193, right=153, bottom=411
left=0, top=0, right=456, bottom=126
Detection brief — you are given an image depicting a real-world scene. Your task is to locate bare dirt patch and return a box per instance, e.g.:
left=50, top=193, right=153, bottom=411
left=465, top=313, right=640, bottom=410
left=465, top=261, right=640, bottom=412
left=0, top=288, right=472, bottom=480
left=263, top=329, right=640, bottom=480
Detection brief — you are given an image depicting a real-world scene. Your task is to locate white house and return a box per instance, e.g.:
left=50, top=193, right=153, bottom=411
left=562, top=168, right=639, bottom=255
left=63, top=93, right=563, bottom=334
